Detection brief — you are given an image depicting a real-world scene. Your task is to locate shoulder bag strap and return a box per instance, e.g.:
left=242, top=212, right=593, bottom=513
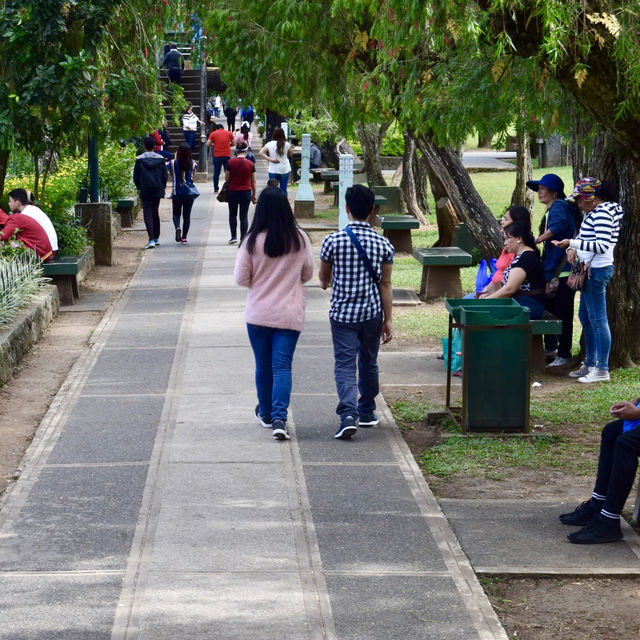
left=344, top=226, right=379, bottom=284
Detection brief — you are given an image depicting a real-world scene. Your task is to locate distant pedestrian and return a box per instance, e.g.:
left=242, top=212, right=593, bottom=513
left=234, top=186, right=314, bottom=440
left=170, top=143, right=197, bottom=244
left=309, top=141, right=322, bottom=169
left=258, top=127, right=293, bottom=195
left=162, top=44, right=184, bottom=84
left=319, top=184, right=394, bottom=440
left=182, top=103, right=203, bottom=151
left=236, top=121, right=253, bottom=159
left=224, top=141, right=256, bottom=244
left=214, top=95, right=222, bottom=117
left=241, top=104, right=255, bottom=126
left=224, top=105, right=237, bottom=131
left=206, top=123, right=235, bottom=193
left=151, top=127, right=173, bottom=161
left=133, top=136, right=168, bottom=249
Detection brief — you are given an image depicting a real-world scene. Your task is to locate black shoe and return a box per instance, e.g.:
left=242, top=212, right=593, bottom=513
left=567, top=515, right=623, bottom=544
left=175, top=227, right=181, bottom=242
left=335, top=416, right=357, bottom=440
left=272, top=419, right=290, bottom=440
left=255, top=404, right=272, bottom=428
left=559, top=499, right=603, bottom=526
left=358, top=414, right=379, bottom=427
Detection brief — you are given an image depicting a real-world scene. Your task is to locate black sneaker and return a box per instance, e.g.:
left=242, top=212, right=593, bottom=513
left=175, top=227, right=181, bottom=242
left=335, top=416, right=357, bottom=440
left=559, top=499, right=602, bottom=526
left=272, top=419, right=290, bottom=440
left=358, top=414, right=379, bottom=427
left=255, top=404, right=272, bottom=428
left=567, top=515, right=623, bottom=544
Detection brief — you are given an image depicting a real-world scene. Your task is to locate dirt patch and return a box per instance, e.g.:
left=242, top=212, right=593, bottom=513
left=0, top=224, right=147, bottom=496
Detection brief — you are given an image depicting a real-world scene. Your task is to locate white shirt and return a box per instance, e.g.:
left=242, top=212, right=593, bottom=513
left=22, top=204, right=58, bottom=251
left=263, top=140, right=291, bottom=174
left=182, top=112, right=198, bottom=131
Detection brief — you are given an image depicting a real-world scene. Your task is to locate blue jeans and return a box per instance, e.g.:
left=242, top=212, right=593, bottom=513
left=330, top=314, right=382, bottom=422
left=183, top=130, right=195, bottom=150
left=268, top=172, right=290, bottom=195
left=579, top=265, right=614, bottom=370
left=515, top=296, right=545, bottom=320
left=247, top=324, right=300, bottom=423
left=213, top=156, right=230, bottom=191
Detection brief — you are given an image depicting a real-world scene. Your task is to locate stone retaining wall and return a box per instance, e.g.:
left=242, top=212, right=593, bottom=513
left=0, top=286, right=60, bottom=385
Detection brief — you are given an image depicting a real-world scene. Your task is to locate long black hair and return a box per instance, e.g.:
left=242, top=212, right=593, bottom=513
left=244, top=187, right=303, bottom=257
left=175, top=142, right=192, bottom=174
left=504, top=221, right=539, bottom=254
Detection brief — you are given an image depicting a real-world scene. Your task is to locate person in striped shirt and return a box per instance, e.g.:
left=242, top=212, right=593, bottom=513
left=552, top=178, right=623, bottom=383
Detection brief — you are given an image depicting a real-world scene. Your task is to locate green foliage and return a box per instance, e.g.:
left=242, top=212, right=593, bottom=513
left=391, top=398, right=432, bottom=424
left=420, top=434, right=598, bottom=480
left=0, top=251, right=49, bottom=328
left=350, top=122, right=405, bottom=156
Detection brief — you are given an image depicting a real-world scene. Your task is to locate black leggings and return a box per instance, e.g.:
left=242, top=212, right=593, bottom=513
left=594, top=420, right=640, bottom=515
left=172, top=196, right=194, bottom=239
left=227, top=190, right=251, bottom=241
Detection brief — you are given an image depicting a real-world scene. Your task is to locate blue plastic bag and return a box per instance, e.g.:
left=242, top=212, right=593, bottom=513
left=474, top=258, right=498, bottom=295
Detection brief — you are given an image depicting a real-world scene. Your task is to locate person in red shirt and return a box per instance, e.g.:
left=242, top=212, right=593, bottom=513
left=224, top=141, right=257, bottom=244
left=151, top=128, right=173, bottom=161
left=0, top=209, right=55, bottom=261
left=206, top=124, right=235, bottom=192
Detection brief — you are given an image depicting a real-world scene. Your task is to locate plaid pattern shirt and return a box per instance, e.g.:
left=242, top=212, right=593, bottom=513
left=320, top=221, right=394, bottom=323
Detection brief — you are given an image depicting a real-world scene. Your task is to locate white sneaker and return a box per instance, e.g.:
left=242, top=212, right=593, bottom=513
left=578, top=368, right=610, bottom=383
left=569, top=363, right=592, bottom=378
left=228, top=238, right=238, bottom=245
left=548, top=356, right=572, bottom=367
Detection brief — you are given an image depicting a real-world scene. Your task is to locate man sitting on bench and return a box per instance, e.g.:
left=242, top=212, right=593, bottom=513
left=0, top=206, right=56, bottom=261
left=559, top=396, right=640, bottom=544
left=8, top=188, right=58, bottom=257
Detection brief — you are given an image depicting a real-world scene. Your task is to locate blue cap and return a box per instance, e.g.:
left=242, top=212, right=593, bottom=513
left=526, top=173, right=565, bottom=195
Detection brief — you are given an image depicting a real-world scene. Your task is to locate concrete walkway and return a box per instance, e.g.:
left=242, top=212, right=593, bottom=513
left=0, top=174, right=506, bottom=639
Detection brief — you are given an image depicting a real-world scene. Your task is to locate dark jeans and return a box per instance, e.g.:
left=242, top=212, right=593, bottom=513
left=330, top=313, right=382, bottom=422
left=213, top=156, right=230, bottom=191
left=268, top=172, right=290, bottom=195
left=172, top=196, right=194, bottom=239
left=183, top=130, right=196, bottom=150
left=594, top=420, right=640, bottom=516
left=227, top=119, right=235, bottom=131
left=544, top=276, right=576, bottom=358
left=141, top=197, right=161, bottom=240
left=515, top=296, right=544, bottom=319
left=247, top=324, right=300, bottom=423
left=168, top=68, right=182, bottom=84
left=157, top=149, right=174, bottom=161
left=227, top=190, right=251, bottom=240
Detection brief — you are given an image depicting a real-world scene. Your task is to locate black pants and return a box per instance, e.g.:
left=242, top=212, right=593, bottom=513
left=227, top=190, right=251, bottom=241
left=168, top=68, right=182, bottom=84
left=227, top=118, right=235, bottom=131
left=544, top=276, right=576, bottom=358
left=142, top=197, right=161, bottom=241
left=172, top=196, right=194, bottom=239
left=594, top=420, right=640, bottom=515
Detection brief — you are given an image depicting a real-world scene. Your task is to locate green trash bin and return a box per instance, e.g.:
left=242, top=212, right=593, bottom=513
left=459, top=305, right=531, bottom=432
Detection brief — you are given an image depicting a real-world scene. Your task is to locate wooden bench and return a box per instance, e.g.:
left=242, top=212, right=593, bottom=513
left=371, top=185, right=403, bottom=214
left=310, top=168, right=326, bottom=183
left=413, top=247, right=472, bottom=299
left=42, top=254, right=88, bottom=306
left=376, top=214, right=419, bottom=253
left=529, top=311, right=562, bottom=371
left=115, top=198, right=138, bottom=228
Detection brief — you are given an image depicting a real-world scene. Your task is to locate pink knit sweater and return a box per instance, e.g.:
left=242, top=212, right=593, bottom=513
left=234, top=231, right=314, bottom=332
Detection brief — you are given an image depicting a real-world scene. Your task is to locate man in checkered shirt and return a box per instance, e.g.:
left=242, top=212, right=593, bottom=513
left=319, top=184, right=394, bottom=440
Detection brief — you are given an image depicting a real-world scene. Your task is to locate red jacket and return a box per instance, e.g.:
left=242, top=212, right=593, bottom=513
left=0, top=209, right=54, bottom=260
left=152, top=130, right=164, bottom=151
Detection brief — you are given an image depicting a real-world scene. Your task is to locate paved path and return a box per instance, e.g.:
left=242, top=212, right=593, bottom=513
left=0, top=172, right=506, bottom=638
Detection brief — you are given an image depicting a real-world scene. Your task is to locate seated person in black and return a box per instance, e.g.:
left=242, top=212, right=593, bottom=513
left=486, top=221, right=546, bottom=318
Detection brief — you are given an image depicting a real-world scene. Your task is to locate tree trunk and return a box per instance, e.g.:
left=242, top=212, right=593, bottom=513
left=414, top=133, right=503, bottom=259
left=413, top=147, right=431, bottom=216
left=477, top=131, right=494, bottom=148
left=0, top=151, right=8, bottom=199
left=510, top=129, right=535, bottom=213
left=399, top=131, right=428, bottom=224
left=356, top=121, right=389, bottom=186
left=433, top=198, right=460, bottom=247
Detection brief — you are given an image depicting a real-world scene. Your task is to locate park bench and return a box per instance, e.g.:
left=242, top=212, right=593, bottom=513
left=115, top=198, right=138, bottom=228
left=376, top=214, right=419, bottom=253
left=42, top=253, right=89, bottom=306
left=321, top=170, right=339, bottom=193
left=371, top=185, right=403, bottom=214
left=413, top=246, right=472, bottom=299
left=310, top=168, right=326, bottom=183
left=529, top=310, right=562, bottom=371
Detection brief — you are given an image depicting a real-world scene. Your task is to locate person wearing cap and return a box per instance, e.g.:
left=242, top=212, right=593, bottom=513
left=552, top=178, right=623, bottom=383
left=224, top=140, right=257, bottom=244
left=526, top=174, right=578, bottom=367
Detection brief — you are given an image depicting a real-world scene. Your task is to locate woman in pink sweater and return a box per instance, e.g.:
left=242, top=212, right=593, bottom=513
left=234, top=187, right=314, bottom=440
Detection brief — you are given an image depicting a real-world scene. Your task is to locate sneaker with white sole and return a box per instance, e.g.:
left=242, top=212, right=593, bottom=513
left=548, top=356, right=572, bottom=367
left=358, top=414, right=379, bottom=427
left=228, top=238, right=238, bottom=245
left=578, top=368, right=610, bottom=383
left=569, top=363, right=592, bottom=378
left=144, top=240, right=156, bottom=249
left=272, top=419, right=290, bottom=440
left=335, top=416, right=357, bottom=440
left=255, top=404, right=272, bottom=428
